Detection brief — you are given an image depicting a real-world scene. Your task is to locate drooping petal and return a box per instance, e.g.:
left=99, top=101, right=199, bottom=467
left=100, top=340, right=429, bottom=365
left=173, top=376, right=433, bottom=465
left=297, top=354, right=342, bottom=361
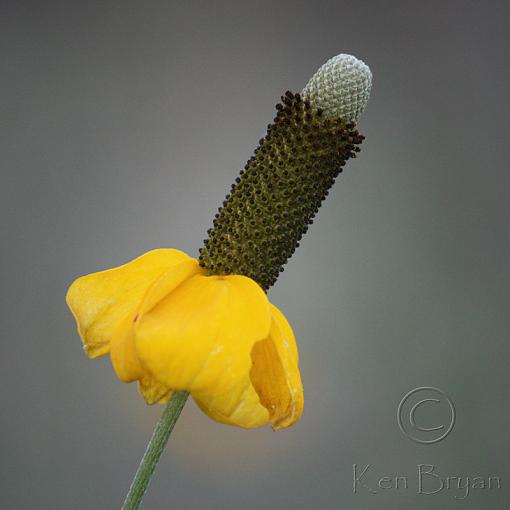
left=138, top=375, right=172, bottom=405
left=134, top=273, right=272, bottom=427
left=66, top=249, right=195, bottom=357
left=111, top=318, right=172, bottom=404
left=110, top=257, right=207, bottom=377
left=110, top=314, right=144, bottom=382
left=110, top=313, right=172, bottom=403
left=250, top=304, right=304, bottom=430
left=111, top=258, right=206, bottom=401
left=193, top=381, right=270, bottom=428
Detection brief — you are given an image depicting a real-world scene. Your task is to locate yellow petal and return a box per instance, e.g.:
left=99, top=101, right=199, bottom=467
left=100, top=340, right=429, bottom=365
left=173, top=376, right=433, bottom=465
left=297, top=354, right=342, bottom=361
left=111, top=258, right=205, bottom=400
left=109, top=314, right=172, bottom=403
left=110, top=314, right=144, bottom=382
left=138, top=376, right=173, bottom=405
left=250, top=304, right=304, bottom=430
left=111, top=258, right=206, bottom=382
left=134, top=273, right=272, bottom=427
left=193, top=382, right=269, bottom=428
left=66, top=249, right=193, bottom=358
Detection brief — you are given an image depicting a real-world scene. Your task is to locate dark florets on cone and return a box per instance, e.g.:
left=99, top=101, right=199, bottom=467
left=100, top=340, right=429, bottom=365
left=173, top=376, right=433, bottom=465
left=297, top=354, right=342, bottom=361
left=198, top=91, right=364, bottom=291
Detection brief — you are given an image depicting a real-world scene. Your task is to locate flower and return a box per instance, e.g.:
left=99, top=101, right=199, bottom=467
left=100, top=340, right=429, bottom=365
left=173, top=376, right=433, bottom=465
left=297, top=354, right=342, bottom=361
left=67, top=248, right=303, bottom=429
left=66, top=53, right=371, bottom=433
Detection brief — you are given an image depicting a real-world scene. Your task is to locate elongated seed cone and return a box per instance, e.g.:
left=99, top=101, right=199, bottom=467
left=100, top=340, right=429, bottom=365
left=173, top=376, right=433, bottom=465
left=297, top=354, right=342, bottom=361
left=199, top=55, right=371, bottom=290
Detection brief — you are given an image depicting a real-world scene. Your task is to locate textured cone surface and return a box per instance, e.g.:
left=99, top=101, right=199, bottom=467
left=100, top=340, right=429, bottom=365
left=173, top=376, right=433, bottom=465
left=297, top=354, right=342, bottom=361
left=199, top=91, right=364, bottom=291
left=302, top=54, right=372, bottom=123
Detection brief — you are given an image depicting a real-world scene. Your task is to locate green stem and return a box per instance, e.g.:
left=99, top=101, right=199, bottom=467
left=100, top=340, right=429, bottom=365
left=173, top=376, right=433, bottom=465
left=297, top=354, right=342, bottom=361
left=122, top=390, right=189, bottom=510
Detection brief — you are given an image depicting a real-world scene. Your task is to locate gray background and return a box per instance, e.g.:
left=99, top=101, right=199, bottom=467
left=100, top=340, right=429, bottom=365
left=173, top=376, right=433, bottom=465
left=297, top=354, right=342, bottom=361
left=2, top=1, right=510, bottom=508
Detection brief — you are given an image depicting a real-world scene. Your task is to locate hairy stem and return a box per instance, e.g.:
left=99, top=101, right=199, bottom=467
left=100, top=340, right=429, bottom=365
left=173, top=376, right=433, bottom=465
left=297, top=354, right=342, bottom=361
left=122, top=391, right=189, bottom=510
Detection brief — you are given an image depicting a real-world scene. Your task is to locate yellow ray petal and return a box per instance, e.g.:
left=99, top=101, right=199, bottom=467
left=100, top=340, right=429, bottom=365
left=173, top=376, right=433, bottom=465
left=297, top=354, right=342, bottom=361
left=66, top=249, right=194, bottom=358
left=138, top=375, right=173, bottom=405
left=134, top=273, right=272, bottom=427
left=250, top=304, right=304, bottom=430
left=111, top=258, right=206, bottom=399
left=193, top=382, right=270, bottom=428
left=110, top=314, right=144, bottom=382
left=109, top=314, right=173, bottom=403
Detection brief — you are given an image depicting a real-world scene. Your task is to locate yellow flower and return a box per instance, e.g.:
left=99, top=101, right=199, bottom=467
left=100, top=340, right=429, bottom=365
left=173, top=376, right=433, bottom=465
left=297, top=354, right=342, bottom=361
left=66, top=248, right=303, bottom=430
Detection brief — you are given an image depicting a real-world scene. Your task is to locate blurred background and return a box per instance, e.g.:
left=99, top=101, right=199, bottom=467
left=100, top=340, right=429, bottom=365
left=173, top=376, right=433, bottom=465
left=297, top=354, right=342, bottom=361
left=2, top=1, right=510, bottom=508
